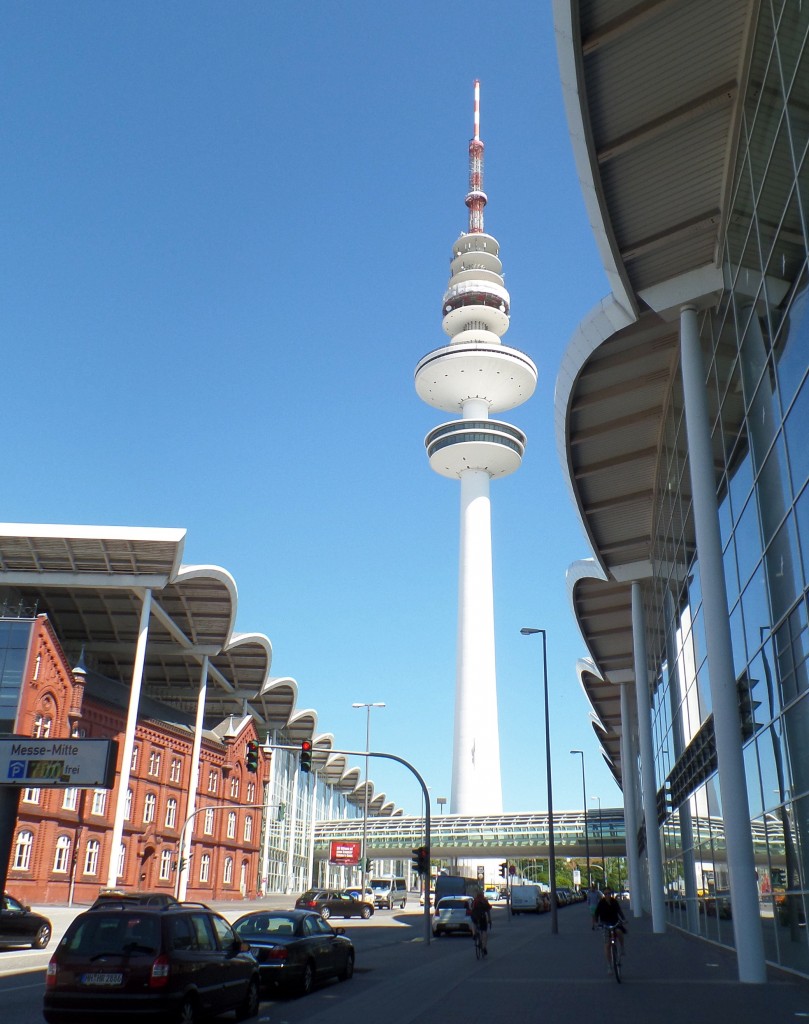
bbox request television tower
[415,81,537,814]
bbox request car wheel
[299,961,315,997]
[32,923,51,949]
[235,978,260,1022]
[360,905,372,919]
[320,906,331,920]
[338,951,355,982]
[400,899,406,909]
[177,996,198,1024]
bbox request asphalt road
[5,898,809,1024]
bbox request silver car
[432,896,474,937]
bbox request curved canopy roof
[553,0,761,784]
[0,523,401,814]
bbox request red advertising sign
[329,840,361,865]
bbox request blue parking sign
[8,760,26,780]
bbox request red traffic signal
[300,739,313,773]
[246,739,260,774]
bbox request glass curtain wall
[649,1,809,975]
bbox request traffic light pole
[267,743,433,945]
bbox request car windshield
[235,914,298,939]
[65,913,161,956]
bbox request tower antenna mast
[465,79,487,234]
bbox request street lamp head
[570,749,583,755]
[352,702,387,709]
[520,627,542,635]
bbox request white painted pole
[680,304,766,982]
[619,681,643,918]
[177,655,207,901]
[631,583,666,932]
[106,589,151,889]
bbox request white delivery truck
[510,884,543,914]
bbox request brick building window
[13,830,33,870]
[207,770,218,793]
[199,853,211,882]
[223,856,233,884]
[62,788,78,811]
[91,790,106,816]
[148,751,161,777]
[165,798,177,829]
[227,811,236,839]
[170,757,182,782]
[22,788,40,804]
[33,714,52,738]
[244,815,253,842]
[203,807,214,835]
[246,782,255,804]
[53,835,70,873]
[83,839,100,875]
[143,793,156,824]
[159,849,172,881]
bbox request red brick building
[8,615,268,905]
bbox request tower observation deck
[414,81,537,815]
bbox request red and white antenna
[465,78,487,234]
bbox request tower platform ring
[424,419,526,479]
[414,344,538,413]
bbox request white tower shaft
[414,81,537,819]
[452,467,503,812]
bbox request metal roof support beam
[631,582,665,931]
[619,681,642,918]
[177,654,208,902]
[106,588,152,889]
[680,303,766,982]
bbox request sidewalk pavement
[294,902,809,1024]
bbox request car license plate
[81,972,123,986]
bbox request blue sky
[2,2,622,818]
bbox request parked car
[510,885,544,914]
[43,901,260,1024]
[90,890,179,910]
[368,877,408,910]
[294,890,374,920]
[484,887,500,903]
[432,896,474,937]
[0,893,51,949]
[232,909,354,996]
[343,886,374,904]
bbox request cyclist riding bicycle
[593,887,626,969]
[470,891,492,956]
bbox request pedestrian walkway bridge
[314,809,626,861]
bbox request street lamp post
[570,750,591,888]
[520,627,558,935]
[352,702,386,898]
[591,796,605,888]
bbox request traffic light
[300,739,313,773]
[246,739,259,774]
[411,845,428,875]
[499,861,508,878]
[277,802,286,822]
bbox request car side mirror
[334,927,345,936]
[236,939,251,953]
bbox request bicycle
[601,923,622,983]
[473,928,483,960]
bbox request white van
[369,877,408,909]
[510,884,544,914]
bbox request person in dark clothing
[470,891,492,955]
[593,887,626,968]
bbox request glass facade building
[645,3,809,975]
[555,0,809,981]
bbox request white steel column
[452,467,502,814]
[177,654,208,901]
[631,583,666,932]
[306,773,317,889]
[259,729,277,895]
[618,681,643,918]
[286,763,299,893]
[106,588,152,889]
[680,304,766,982]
